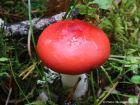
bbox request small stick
[5,88,12,105]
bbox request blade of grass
[27,0,53,102]
[19,62,37,80]
[27,0,36,61]
[101,66,113,86]
[110,55,140,60]
[101,66,121,101]
[90,71,97,105]
[97,82,118,105]
[27,28,33,60]
[63,0,78,19]
[9,60,30,104]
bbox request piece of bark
[2,10,81,37]
[3,12,66,37]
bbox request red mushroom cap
[36,19,110,75]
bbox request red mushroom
[36,19,110,75]
[36,19,110,99]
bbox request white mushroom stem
[60,74,88,99]
[60,74,81,87]
[38,68,88,99]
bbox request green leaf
[131,75,140,84]
[99,18,112,30]
[0,72,8,77]
[78,5,88,15]
[87,7,96,16]
[25,100,46,105]
[78,4,96,16]
[128,97,138,105]
[0,57,9,62]
[93,0,113,9]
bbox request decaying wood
[2,10,81,37]
[2,12,66,37]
